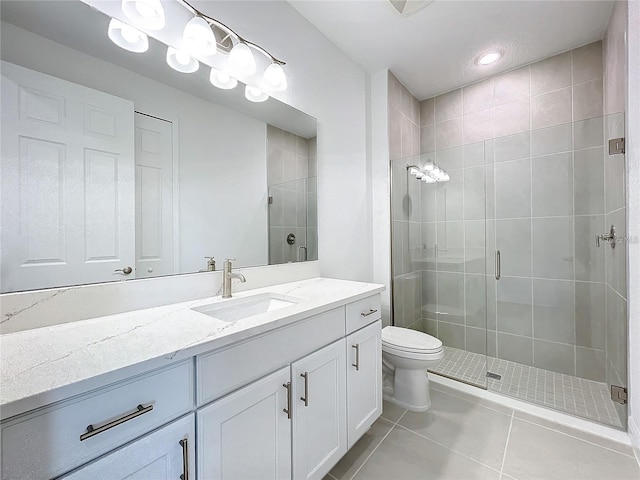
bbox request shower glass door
[485,113,627,429]
[390,144,489,389]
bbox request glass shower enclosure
[390,113,628,429]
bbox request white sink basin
[192,293,303,322]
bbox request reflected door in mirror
[0,62,135,292]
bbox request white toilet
[382,326,444,412]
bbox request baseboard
[430,373,631,445]
[629,416,640,467]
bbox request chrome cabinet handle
[300,372,309,406]
[179,438,189,480]
[80,403,153,441]
[114,266,133,275]
[352,344,360,371]
[283,382,292,419]
[361,309,378,317]
[495,250,501,280]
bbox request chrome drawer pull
[361,309,378,317]
[179,438,189,480]
[80,403,153,441]
[352,344,360,371]
[283,382,292,419]
[300,372,309,406]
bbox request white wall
[203,1,372,282]
[370,70,392,325]
[626,0,640,461]
[1,22,269,272]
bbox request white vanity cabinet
[60,414,195,480]
[196,294,382,480]
[346,320,382,449]
[197,367,292,480]
[291,339,347,480]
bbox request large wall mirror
[0,1,318,294]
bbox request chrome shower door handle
[495,250,501,280]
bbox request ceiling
[289,0,614,100]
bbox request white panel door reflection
[0,61,135,292]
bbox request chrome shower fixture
[406,163,450,183]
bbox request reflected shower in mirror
[0,0,317,294]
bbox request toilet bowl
[382,326,444,412]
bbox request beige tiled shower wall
[603,0,628,426]
[417,42,619,383]
[389,72,424,331]
[267,125,318,264]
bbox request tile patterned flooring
[325,385,640,480]
[429,346,623,429]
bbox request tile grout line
[393,423,503,475]
[347,410,409,480]
[500,411,515,477]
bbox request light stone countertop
[0,277,384,420]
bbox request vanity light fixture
[121,0,165,31]
[263,62,288,91]
[477,51,502,65]
[228,42,257,76]
[210,67,238,89]
[107,19,149,53]
[245,85,269,103]
[166,46,200,73]
[183,16,217,57]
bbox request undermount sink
[191,293,303,322]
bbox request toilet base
[383,368,433,412]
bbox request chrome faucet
[222,258,246,298]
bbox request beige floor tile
[381,399,407,423]
[398,388,512,470]
[502,418,640,480]
[352,426,500,480]
[514,410,635,457]
[330,418,394,480]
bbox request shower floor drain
[486,372,502,380]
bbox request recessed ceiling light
[477,51,502,65]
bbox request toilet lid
[382,326,443,353]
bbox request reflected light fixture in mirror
[107,18,149,53]
[121,0,165,30]
[105,0,288,104]
[210,68,238,89]
[245,85,269,103]
[166,47,199,73]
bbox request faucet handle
[225,257,236,263]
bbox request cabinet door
[198,366,292,480]
[60,414,194,480]
[292,339,347,480]
[347,320,382,448]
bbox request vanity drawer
[197,307,345,406]
[346,295,382,334]
[1,360,194,480]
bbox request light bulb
[262,63,287,91]
[424,162,434,171]
[107,18,148,53]
[228,42,256,76]
[209,68,238,89]
[478,51,502,65]
[166,47,199,73]
[183,16,217,57]
[441,173,450,182]
[122,0,165,30]
[245,85,269,103]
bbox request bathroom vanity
[0,278,384,480]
